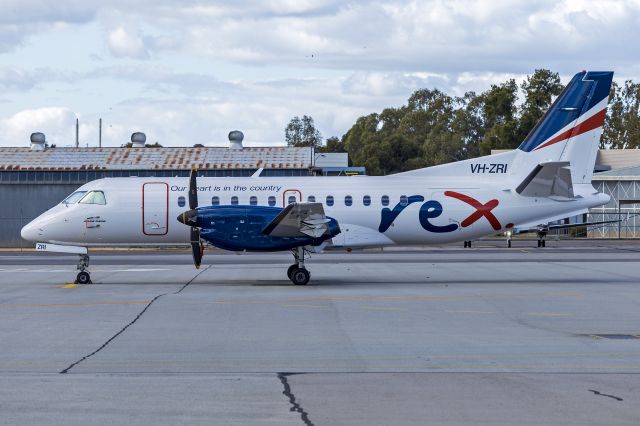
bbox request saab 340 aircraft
[21,71,614,285]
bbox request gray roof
[593,164,640,180]
[0,146,313,171]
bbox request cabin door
[142,182,169,235]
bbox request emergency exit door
[142,182,169,235]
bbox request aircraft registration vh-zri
[21,71,614,285]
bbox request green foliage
[285,115,323,148]
[338,69,603,175]
[601,80,640,149]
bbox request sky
[0,0,639,148]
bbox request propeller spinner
[177,167,203,269]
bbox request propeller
[177,167,203,269]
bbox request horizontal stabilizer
[516,161,574,199]
[262,202,330,238]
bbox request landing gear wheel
[537,240,541,247]
[287,264,297,280]
[289,268,310,285]
[76,271,91,285]
[541,240,546,248]
[507,240,512,248]
[464,240,472,248]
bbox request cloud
[107,26,149,59]
[0,107,76,146]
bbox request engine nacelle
[194,205,340,251]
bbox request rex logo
[378,192,501,233]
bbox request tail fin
[514,71,613,185]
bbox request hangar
[0,131,362,247]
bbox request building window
[308,195,316,202]
[326,195,334,206]
[363,195,371,206]
[381,195,389,206]
[178,196,186,207]
[400,195,408,206]
[345,195,353,206]
[250,196,258,206]
[211,196,220,206]
[231,196,238,205]
[268,196,276,207]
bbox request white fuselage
[21,175,609,249]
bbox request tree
[317,136,346,153]
[285,115,323,148]
[518,69,563,142]
[602,80,640,149]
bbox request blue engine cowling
[193,205,341,251]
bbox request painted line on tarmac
[0,300,150,309]
[0,268,171,273]
[446,310,495,314]
[209,292,580,305]
[527,312,573,317]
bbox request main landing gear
[463,240,472,248]
[537,239,546,248]
[75,253,92,284]
[288,247,310,285]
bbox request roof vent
[131,132,146,148]
[30,132,46,151]
[228,130,244,150]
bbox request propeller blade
[190,227,202,269]
[189,167,198,210]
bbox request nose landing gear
[75,254,92,284]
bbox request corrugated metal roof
[593,165,640,180]
[0,146,313,171]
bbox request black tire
[537,240,541,247]
[507,240,512,248]
[542,240,546,248]
[290,268,310,285]
[467,241,472,248]
[76,271,91,285]
[287,264,297,279]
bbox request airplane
[21,70,614,285]
[504,214,630,248]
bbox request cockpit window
[79,190,106,205]
[62,191,87,205]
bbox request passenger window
[62,191,87,205]
[231,196,239,205]
[345,195,353,206]
[268,196,276,207]
[326,195,334,206]
[400,195,408,206]
[211,196,220,206]
[79,190,106,205]
[307,195,316,202]
[381,195,389,206]
[363,195,371,206]
[288,195,296,205]
[250,196,258,206]
[178,196,185,207]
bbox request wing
[262,202,332,238]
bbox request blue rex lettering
[378,195,459,234]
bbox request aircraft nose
[20,221,41,242]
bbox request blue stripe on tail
[518,71,613,152]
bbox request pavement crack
[59,266,210,374]
[589,389,623,401]
[278,373,313,426]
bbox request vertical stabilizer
[513,71,613,184]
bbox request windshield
[61,191,87,205]
[79,190,106,205]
